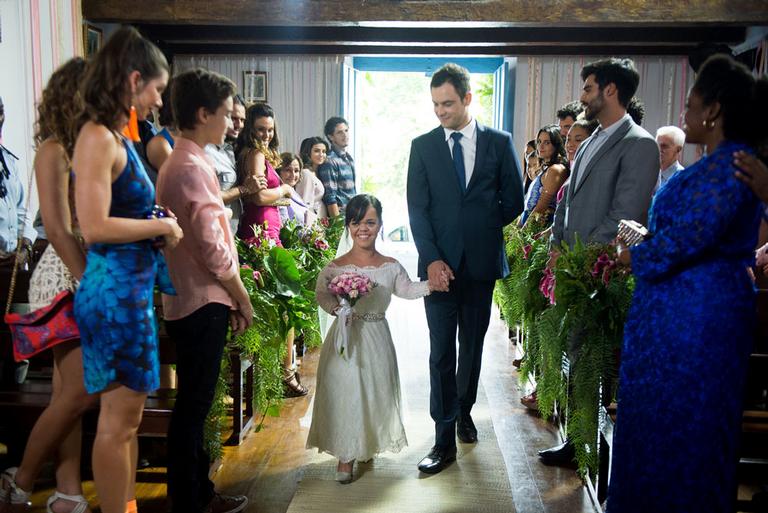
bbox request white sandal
[0,467,31,507]
[46,491,90,513]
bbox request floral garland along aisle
[494,216,634,476]
[203,216,345,459]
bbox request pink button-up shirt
[157,137,239,320]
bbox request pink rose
[522,244,532,260]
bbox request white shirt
[444,118,477,188]
[573,113,631,189]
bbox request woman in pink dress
[235,103,293,242]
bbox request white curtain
[173,54,343,155]
[512,56,697,165]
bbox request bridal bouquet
[328,272,377,356]
[328,272,376,307]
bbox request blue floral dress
[75,139,175,394]
[520,167,557,226]
[607,141,760,513]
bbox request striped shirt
[318,146,356,209]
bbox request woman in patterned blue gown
[71,27,182,513]
[608,55,768,512]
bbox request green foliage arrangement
[494,214,550,385]
[203,217,342,459]
[494,221,635,477]
[549,237,634,476]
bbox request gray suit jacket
[552,118,659,247]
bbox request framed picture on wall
[243,71,267,103]
[83,24,103,57]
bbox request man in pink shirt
[157,68,256,513]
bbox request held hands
[616,240,632,268]
[734,151,768,203]
[427,260,454,292]
[229,299,254,336]
[242,173,268,195]
[159,215,183,250]
[756,243,768,276]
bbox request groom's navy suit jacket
[407,123,524,282]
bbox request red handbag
[4,289,80,362]
[2,162,80,362]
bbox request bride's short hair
[345,194,383,226]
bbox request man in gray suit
[539,58,659,466]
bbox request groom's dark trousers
[425,259,496,446]
[407,123,524,448]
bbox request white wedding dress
[307,261,430,462]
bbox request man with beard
[206,94,264,233]
[540,58,658,466]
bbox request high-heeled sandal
[0,467,32,508]
[520,390,538,411]
[282,370,308,398]
[46,491,90,513]
[335,460,355,484]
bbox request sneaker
[204,493,248,513]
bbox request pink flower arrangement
[522,244,533,260]
[539,267,556,305]
[240,264,264,287]
[328,272,377,306]
[314,238,330,251]
[591,252,617,286]
[320,217,330,227]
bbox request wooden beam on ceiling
[134,24,746,56]
[83,0,768,26]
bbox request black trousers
[424,262,495,448]
[165,302,230,513]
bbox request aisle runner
[288,295,516,513]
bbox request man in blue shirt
[655,125,686,190]
[0,96,36,267]
[318,116,356,217]
[0,96,35,386]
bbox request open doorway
[346,57,507,268]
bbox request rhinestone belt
[351,312,385,322]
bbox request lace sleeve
[392,262,431,300]
[315,265,340,314]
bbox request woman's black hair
[693,54,768,148]
[345,194,383,226]
[536,124,568,168]
[299,136,329,169]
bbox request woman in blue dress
[519,124,568,227]
[146,82,177,172]
[71,27,182,513]
[608,55,767,513]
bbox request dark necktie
[450,132,466,193]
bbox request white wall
[512,55,697,166]
[0,0,83,225]
[174,54,343,155]
[0,0,36,201]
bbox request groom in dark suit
[407,63,524,474]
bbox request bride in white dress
[307,194,432,483]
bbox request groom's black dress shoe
[538,439,577,467]
[457,414,478,443]
[417,445,457,474]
